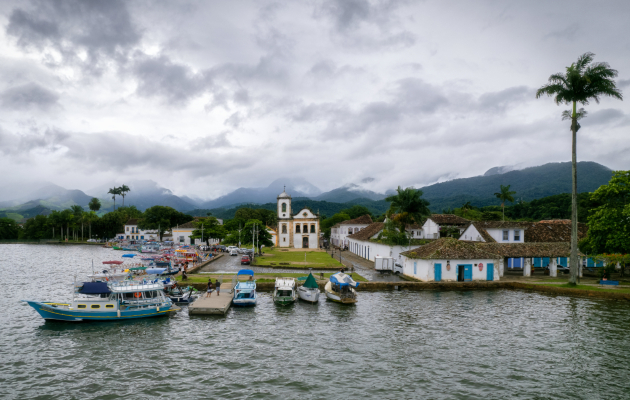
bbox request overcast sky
[0,0,628,200]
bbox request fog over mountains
[0,162,615,218]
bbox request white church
[276,189,320,249]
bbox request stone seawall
[187,254,224,274]
[180,280,630,300]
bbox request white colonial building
[330,214,373,248]
[172,217,223,246]
[118,219,159,241]
[276,189,320,249]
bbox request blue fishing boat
[232,269,257,307]
[122,254,135,258]
[23,280,179,322]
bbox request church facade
[276,189,320,249]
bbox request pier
[188,282,234,315]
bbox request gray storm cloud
[0,0,628,198]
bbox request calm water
[2,245,630,399]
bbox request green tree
[89,197,101,212]
[582,171,630,255]
[139,206,193,240]
[494,184,516,221]
[320,212,351,239]
[85,211,99,241]
[537,52,623,285]
[191,217,226,245]
[0,217,19,239]
[340,205,372,219]
[119,184,130,207]
[108,187,121,210]
[385,186,431,232]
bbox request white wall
[459,224,485,242]
[421,219,440,239]
[347,237,422,263]
[402,257,501,282]
[486,228,524,243]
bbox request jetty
[188,282,233,315]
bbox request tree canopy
[385,186,431,231]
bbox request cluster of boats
[230,269,360,307]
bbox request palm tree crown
[119,185,130,207]
[385,186,431,232]
[494,184,516,221]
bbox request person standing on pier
[206,279,214,298]
[216,279,221,296]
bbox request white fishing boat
[232,269,257,306]
[273,278,297,305]
[297,272,320,303]
[324,272,359,304]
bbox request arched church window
[282,203,286,212]
[296,225,301,233]
[282,224,287,234]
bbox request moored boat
[324,272,359,304]
[23,280,179,322]
[232,269,257,307]
[273,278,297,305]
[297,272,320,303]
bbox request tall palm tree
[494,185,516,222]
[385,186,431,233]
[119,184,130,207]
[537,52,623,285]
[89,197,101,212]
[108,187,120,210]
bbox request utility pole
[238,224,242,247]
[201,223,204,245]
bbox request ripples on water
[1,245,630,399]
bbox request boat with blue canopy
[232,269,257,307]
[325,272,359,304]
[23,279,180,322]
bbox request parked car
[87,239,97,243]
[230,248,239,256]
[240,255,251,265]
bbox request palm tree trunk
[569,100,579,285]
[122,195,124,207]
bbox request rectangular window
[179,236,185,243]
[296,225,301,233]
[303,224,307,233]
[310,225,315,233]
[503,230,509,241]
[514,230,520,241]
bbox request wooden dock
[188,282,233,315]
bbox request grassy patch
[253,249,344,268]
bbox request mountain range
[0,161,615,220]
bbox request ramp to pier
[188,282,233,315]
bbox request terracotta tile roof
[472,221,533,229]
[347,222,384,241]
[126,218,139,225]
[428,214,470,225]
[400,238,502,260]
[525,221,588,243]
[340,214,373,225]
[538,219,571,224]
[479,242,583,258]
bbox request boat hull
[297,287,319,303]
[232,298,257,307]
[273,295,297,305]
[24,301,178,322]
[324,282,357,304]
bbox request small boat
[122,254,136,258]
[232,269,257,307]
[324,272,359,304]
[166,284,199,305]
[23,280,179,322]
[297,273,320,303]
[103,260,124,265]
[86,270,128,282]
[273,278,297,305]
[112,246,122,250]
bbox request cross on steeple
[284,185,286,191]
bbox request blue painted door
[533,258,542,268]
[487,263,494,281]
[464,264,472,281]
[414,262,417,275]
[557,257,568,267]
[434,263,442,282]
